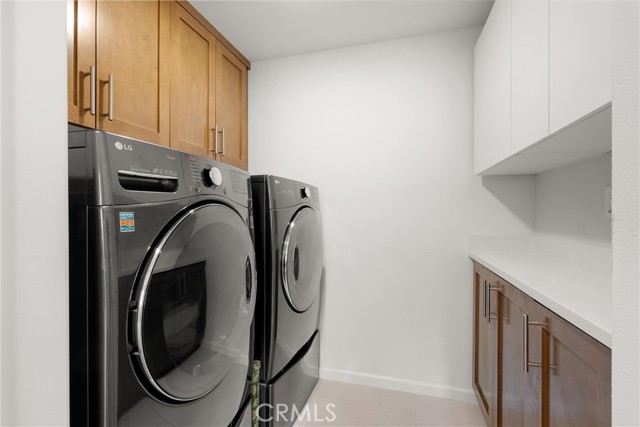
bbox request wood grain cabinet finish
[67,0,250,170]
[499,281,547,427]
[215,42,249,170]
[96,0,170,146]
[472,261,611,427]
[473,264,501,427]
[546,306,611,426]
[67,0,96,128]
[169,1,216,157]
[67,0,170,145]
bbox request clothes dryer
[251,175,324,427]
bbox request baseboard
[319,367,476,404]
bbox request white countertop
[469,250,612,348]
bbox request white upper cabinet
[549,0,612,133]
[474,0,511,174]
[511,0,549,153]
[474,0,612,175]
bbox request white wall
[249,28,535,400]
[612,1,640,424]
[0,1,69,425]
[534,154,612,248]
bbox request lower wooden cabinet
[546,307,611,426]
[472,261,611,427]
[473,264,500,427]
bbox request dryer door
[281,207,324,312]
[130,203,256,403]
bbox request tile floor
[292,380,485,427]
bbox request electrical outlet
[605,186,612,218]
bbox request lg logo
[114,141,133,151]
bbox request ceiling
[191,1,494,62]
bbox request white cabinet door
[512,0,549,153]
[474,0,511,174]
[549,0,612,134]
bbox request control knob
[301,187,311,199]
[202,167,223,187]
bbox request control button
[301,187,311,199]
[202,167,223,187]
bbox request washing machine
[68,126,255,427]
[251,175,324,427]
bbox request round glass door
[131,203,256,403]
[281,207,324,312]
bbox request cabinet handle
[483,280,488,320]
[523,314,530,372]
[220,127,226,156]
[83,65,96,115]
[487,285,500,322]
[211,126,218,153]
[523,314,555,372]
[102,74,113,121]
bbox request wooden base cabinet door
[547,316,611,426]
[500,288,544,427]
[67,0,96,127]
[473,265,499,427]
[96,0,170,146]
[169,2,216,157]
[215,41,248,170]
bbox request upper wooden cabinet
[170,1,216,157]
[67,0,170,145]
[96,1,170,146]
[215,42,249,170]
[67,0,95,128]
[67,0,250,170]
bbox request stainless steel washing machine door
[281,207,324,313]
[129,203,256,403]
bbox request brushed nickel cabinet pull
[483,281,488,320]
[210,126,218,153]
[108,74,114,121]
[213,124,220,154]
[523,313,530,372]
[487,284,500,323]
[523,314,556,372]
[221,127,226,155]
[83,65,96,115]
[102,74,114,121]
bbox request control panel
[181,153,251,207]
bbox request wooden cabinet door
[473,264,499,427]
[67,0,96,127]
[500,283,544,427]
[547,311,611,426]
[549,0,612,133]
[511,0,549,153]
[96,0,170,146]
[169,2,216,157]
[215,41,248,170]
[473,0,511,174]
